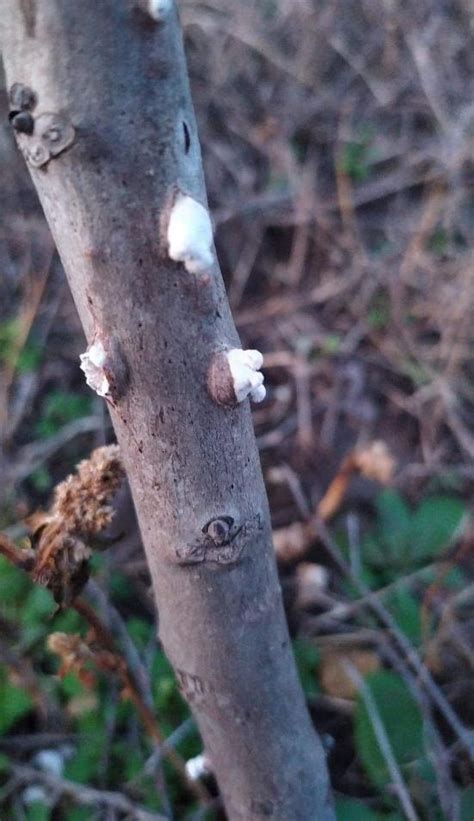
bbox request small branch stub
[208,349,266,408]
[167,193,214,275]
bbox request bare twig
[344,661,420,821]
[314,518,474,762]
[10,762,166,821]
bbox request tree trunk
[0,3,334,818]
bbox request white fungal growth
[79,340,110,397]
[185,753,211,781]
[148,0,172,20]
[167,193,214,275]
[227,348,266,404]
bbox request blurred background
[1,0,474,818]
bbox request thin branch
[73,598,212,808]
[10,762,166,821]
[344,662,420,821]
[314,518,474,762]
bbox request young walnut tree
[0,2,335,818]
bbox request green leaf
[355,671,424,788]
[292,639,320,698]
[0,318,42,373]
[336,799,379,820]
[35,390,92,439]
[65,733,102,783]
[25,802,51,821]
[111,740,145,782]
[126,617,153,651]
[22,585,55,626]
[0,665,33,735]
[460,788,474,821]
[409,496,465,561]
[18,342,42,373]
[0,554,31,603]
[336,799,403,820]
[29,466,53,493]
[386,588,421,645]
[65,809,94,821]
[376,490,412,560]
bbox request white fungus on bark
[167,193,214,275]
[148,0,172,21]
[185,753,212,781]
[227,348,266,403]
[79,340,110,397]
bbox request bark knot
[208,349,266,408]
[8,85,76,169]
[175,513,262,566]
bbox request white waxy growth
[79,340,110,397]
[227,348,266,404]
[167,193,214,275]
[148,0,172,20]
[185,753,211,781]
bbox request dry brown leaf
[317,440,395,522]
[320,648,380,700]
[273,522,311,562]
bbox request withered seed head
[27,445,125,607]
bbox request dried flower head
[52,444,124,536]
[27,445,125,606]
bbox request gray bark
[0,2,334,818]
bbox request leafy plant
[35,390,92,439]
[0,318,42,373]
[293,639,321,699]
[354,670,424,788]
[339,127,376,182]
[361,489,465,582]
[336,798,403,820]
[0,666,33,735]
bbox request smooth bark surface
[0,3,334,818]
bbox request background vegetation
[0,0,473,817]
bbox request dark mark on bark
[207,350,237,408]
[13,111,75,169]
[182,120,190,153]
[250,799,275,817]
[175,668,209,700]
[11,110,35,134]
[19,0,37,37]
[175,512,262,566]
[8,82,37,113]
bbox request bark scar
[175,512,262,566]
[20,0,37,37]
[12,109,76,169]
